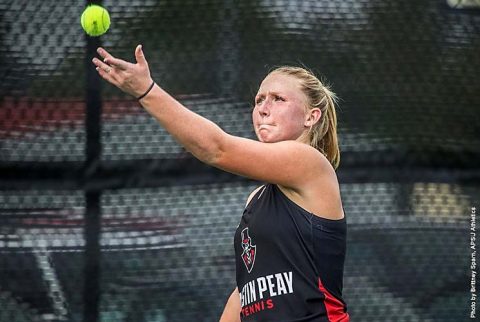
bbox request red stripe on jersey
[318,278,350,322]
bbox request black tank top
[234,184,349,322]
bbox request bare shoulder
[245,185,265,207]
[279,153,344,220]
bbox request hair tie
[137,81,155,100]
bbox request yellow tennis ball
[80,5,110,37]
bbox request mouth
[258,124,273,130]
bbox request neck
[295,130,311,145]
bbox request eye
[274,95,285,102]
[255,96,265,105]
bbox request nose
[257,98,271,117]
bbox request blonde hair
[269,66,340,170]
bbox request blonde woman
[93,45,349,322]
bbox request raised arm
[92,46,328,192]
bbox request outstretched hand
[92,45,153,98]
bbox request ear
[304,108,321,127]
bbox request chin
[256,129,282,143]
[259,136,279,143]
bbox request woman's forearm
[140,84,225,164]
[93,46,227,165]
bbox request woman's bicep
[213,135,324,189]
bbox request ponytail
[270,66,340,169]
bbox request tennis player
[93,45,349,322]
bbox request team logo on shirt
[241,228,256,273]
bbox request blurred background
[1,0,479,321]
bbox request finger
[97,47,129,70]
[92,57,113,73]
[95,66,120,87]
[104,56,130,71]
[96,47,113,60]
[135,44,148,67]
[92,58,122,83]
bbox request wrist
[137,80,155,100]
[138,83,165,108]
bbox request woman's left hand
[92,45,153,98]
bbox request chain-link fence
[1,0,479,321]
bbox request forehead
[257,72,303,98]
